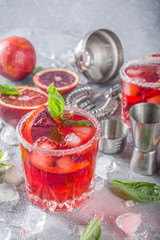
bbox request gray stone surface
[0,1,160,239]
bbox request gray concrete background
[0,0,159,61]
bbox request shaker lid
[74,29,124,83]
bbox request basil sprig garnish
[0,152,13,168]
[0,84,27,95]
[81,219,102,240]
[47,83,93,127]
[111,179,160,203]
[0,152,3,159]
[65,119,93,127]
[48,83,65,118]
[0,163,13,168]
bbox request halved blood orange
[33,68,80,95]
[148,53,160,57]
[0,86,48,127]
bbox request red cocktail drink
[120,57,160,127]
[16,105,100,212]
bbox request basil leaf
[0,152,3,159]
[33,66,44,74]
[47,83,65,118]
[81,219,102,240]
[0,84,27,95]
[65,120,93,128]
[111,179,160,203]
[63,114,74,119]
[0,163,13,168]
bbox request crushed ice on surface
[94,176,105,191]
[3,166,24,186]
[51,51,71,68]
[0,149,9,162]
[0,118,2,130]
[0,125,19,146]
[116,212,142,237]
[125,230,148,240]
[20,205,46,238]
[72,225,84,237]
[95,155,117,179]
[0,183,20,202]
[126,200,136,208]
[0,216,5,223]
[0,228,12,240]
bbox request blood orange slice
[147,95,160,104]
[23,105,57,144]
[33,68,80,95]
[148,53,160,57]
[0,86,48,127]
[29,153,89,174]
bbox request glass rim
[16,105,101,156]
[120,57,160,89]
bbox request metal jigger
[129,103,160,175]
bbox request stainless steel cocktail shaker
[71,29,124,83]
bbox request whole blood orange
[33,68,80,95]
[0,36,36,80]
[0,86,48,127]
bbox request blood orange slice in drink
[29,151,89,174]
[23,105,58,144]
[33,68,80,95]
[0,86,48,127]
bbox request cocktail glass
[16,106,100,212]
[120,57,160,127]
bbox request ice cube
[72,126,93,142]
[0,228,11,240]
[57,156,74,172]
[34,136,57,150]
[116,212,142,236]
[95,156,117,179]
[126,67,145,77]
[0,183,20,202]
[0,216,5,223]
[0,125,19,146]
[20,205,46,238]
[3,166,24,186]
[64,133,82,148]
[156,67,160,76]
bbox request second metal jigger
[129,103,160,175]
